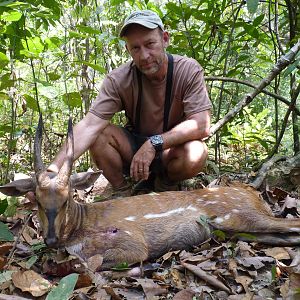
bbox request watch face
[150,135,163,151]
[152,135,163,145]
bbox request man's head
[119,10,164,38]
[120,10,169,78]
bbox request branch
[208,40,300,138]
[205,76,300,116]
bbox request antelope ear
[0,179,36,196]
[70,171,102,190]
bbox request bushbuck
[1,116,300,270]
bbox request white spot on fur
[197,198,204,202]
[224,213,231,220]
[187,205,197,211]
[232,209,240,213]
[125,230,132,236]
[214,217,224,224]
[144,207,185,219]
[206,201,217,204]
[289,228,300,232]
[125,216,136,221]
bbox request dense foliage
[0,0,299,182]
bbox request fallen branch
[181,261,232,294]
[209,40,300,138]
[250,155,287,189]
[205,76,300,116]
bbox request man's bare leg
[162,140,208,182]
[89,125,134,189]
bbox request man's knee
[90,125,117,154]
[166,141,208,180]
[186,141,207,173]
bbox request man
[48,10,211,197]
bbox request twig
[250,155,287,189]
[208,40,300,138]
[204,76,300,116]
[5,214,32,269]
[181,261,232,294]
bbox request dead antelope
[1,116,300,270]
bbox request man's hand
[130,140,156,181]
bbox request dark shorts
[121,127,163,175]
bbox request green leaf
[25,255,38,269]
[253,14,264,26]
[0,221,14,241]
[62,92,82,108]
[212,229,226,241]
[69,30,88,39]
[76,25,102,35]
[48,72,61,81]
[0,92,9,101]
[21,37,44,57]
[110,0,126,5]
[0,271,16,284]
[112,262,130,270]
[247,0,259,14]
[23,94,39,111]
[1,10,22,22]
[38,85,58,99]
[0,52,9,69]
[46,273,78,300]
[0,1,16,7]
[232,232,257,241]
[80,61,106,73]
[0,200,8,214]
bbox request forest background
[0,0,299,184]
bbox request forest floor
[0,171,299,300]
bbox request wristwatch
[149,135,163,152]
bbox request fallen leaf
[87,254,103,272]
[12,270,51,296]
[173,289,195,300]
[236,256,274,270]
[136,278,168,298]
[263,247,291,260]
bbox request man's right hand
[130,139,156,181]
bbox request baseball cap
[119,10,164,37]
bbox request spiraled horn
[56,118,74,188]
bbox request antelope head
[0,115,101,247]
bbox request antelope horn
[34,114,50,187]
[56,118,74,188]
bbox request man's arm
[162,109,211,149]
[48,112,109,173]
[130,109,211,180]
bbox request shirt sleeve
[89,75,123,120]
[182,63,212,118]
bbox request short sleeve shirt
[89,54,212,136]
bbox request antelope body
[1,117,300,270]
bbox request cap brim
[119,20,159,37]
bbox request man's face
[124,26,169,77]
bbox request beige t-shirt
[90,54,211,136]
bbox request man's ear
[71,171,102,190]
[163,31,170,48]
[0,179,36,196]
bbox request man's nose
[139,47,150,60]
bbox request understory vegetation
[0,0,299,182]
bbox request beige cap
[120,10,164,37]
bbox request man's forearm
[162,111,211,150]
[48,113,109,172]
